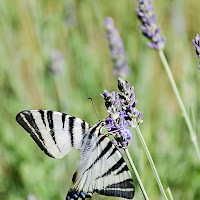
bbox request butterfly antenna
[88,98,100,121]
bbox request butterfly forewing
[16,110,90,158]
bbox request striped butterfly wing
[67,122,135,199]
[95,135,135,199]
[16,110,90,158]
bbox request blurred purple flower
[101,77,143,147]
[192,34,200,69]
[136,0,165,50]
[27,194,37,200]
[48,50,65,77]
[104,17,130,78]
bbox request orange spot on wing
[72,171,78,185]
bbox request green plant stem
[125,149,149,200]
[159,50,200,161]
[166,187,174,200]
[135,126,168,200]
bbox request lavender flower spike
[101,77,143,147]
[192,34,200,69]
[104,17,130,78]
[137,0,165,50]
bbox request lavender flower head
[192,34,200,69]
[101,77,143,147]
[136,0,165,50]
[48,50,65,76]
[104,17,130,78]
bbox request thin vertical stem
[135,126,168,200]
[125,149,149,200]
[159,50,200,161]
[166,188,174,200]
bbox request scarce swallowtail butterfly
[16,110,135,199]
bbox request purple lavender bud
[137,0,165,50]
[106,118,115,131]
[48,50,65,76]
[133,109,139,116]
[121,129,132,147]
[111,91,116,101]
[133,100,138,107]
[111,112,119,121]
[101,89,110,98]
[118,77,126,92]
[130,93,135,104]
[192,34,200,69]
[137,112,143,125]
[112,140,118,146]
[104,17,130,78]
[115,96,120,108]
[127,120,134,127]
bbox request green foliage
[0,0,200,199]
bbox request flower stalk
[166,187,174,200]
[125,148,149,200]
[135,124,168,200]
[159,50,200,161]
[136,0,200,161]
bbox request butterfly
[16,110,135,199]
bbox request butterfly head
[88,120,106,138]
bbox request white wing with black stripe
[16,110,90,159]
[67,121,135,199]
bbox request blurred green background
[0,0,200,199]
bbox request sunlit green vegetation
[0,0,200,199]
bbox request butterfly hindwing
[16,110,90,158]
[67,122,135,199]
[95,135,134,199]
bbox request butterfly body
[16,110,134,199]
